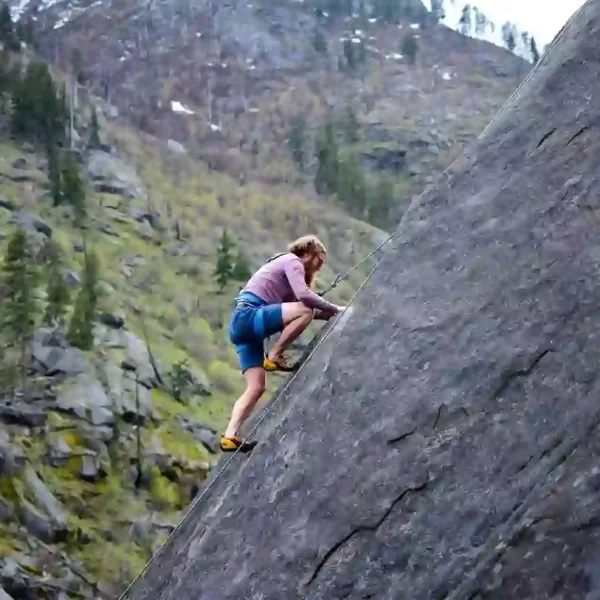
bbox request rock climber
[220,234,344,452]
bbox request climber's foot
[219,435,257,453]
[263,354,297,373]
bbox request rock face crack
[303,477,429,590]
[490,349,553,400]
[535,127,557,149]
[565,125,590,146]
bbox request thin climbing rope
[319,232,395,296]
[119,5,590,594]
[118,250,390,599]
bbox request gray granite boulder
[123,2,600,599]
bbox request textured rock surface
[125,2,600,599]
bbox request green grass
[0,108,383,590]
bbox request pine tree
[232,248,252,283]
[213,230,235,293]
[21,17,34,46]
[71,48,86,85]
[0,227,40,389]
[458,4,472,36]
[67,247,99,350]
[312,27,328,54]
[47,144,62,206]
[89,107,101,148]
[530,36,540,63]
[61,153,86,226]
[502,22,517,53]
[43,239,70,325]
[429,0,445,25]
[314,120,339,196]
[336,152,367,218]
[0,3,18,51]
[401,31,419,65]
[288,114,307,169]
[342,104,360,144]
[10,61,67,144]
[342,39,355,71]
[367,175,395,228]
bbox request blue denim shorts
[229,292,284,372]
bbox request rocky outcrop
[122,2,600,598]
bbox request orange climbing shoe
[219,435,257,453]
[263,354,297,372]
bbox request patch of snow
[171,101,195,115]
[410,23,420,29]
[386,52,403,60]
[442,71,452,80]
[351,37,362,44]
[221,63,228,68]
[354,29,363,36]
[196,32,202,37]
[368,17,377,23]
[118,56,127,62]
[322,11,329,17]
[54,11,74,30]
[248,65,256,70]
[11,0,32,21]
[210,123,221,132]
[248,108,259,113]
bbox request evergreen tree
[401,30,419,65]
[458,4,472,36]
[367,175,395,228]
[474,7,487,36]
[11,60,67,144]
[213,230,235,293]
[67,247,99,350]
[61,153,86,226]
[288,114,307,169]
[47,144,62,206]
[0,227,40,388]
[0,3,18,51]
[429,0,445,25]
[336,152,367,217]
[232,248,252,283]
[89,107,101,148]
[343,39,355,70]
[20,17,34,46]
[71,48,86,85]
[312,27,328,54]
[502,21,517,53]
[342,104,360,144]
[43,239,70,325]
[530,36,540,63]
[0,50,7,97]
[314,119,339,196]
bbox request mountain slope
[15,0,529,223]
[123,0,600,598]
[0,51,385,597]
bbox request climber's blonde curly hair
[288,235,327,289]
[288,234,327,257]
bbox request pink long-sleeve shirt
[241,253,339,316]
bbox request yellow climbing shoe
[263,355,297,372]
[219,435,257,453]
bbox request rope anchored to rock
[118,233,396,599]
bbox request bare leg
[268,303,313,361]
[224,367,266,438]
